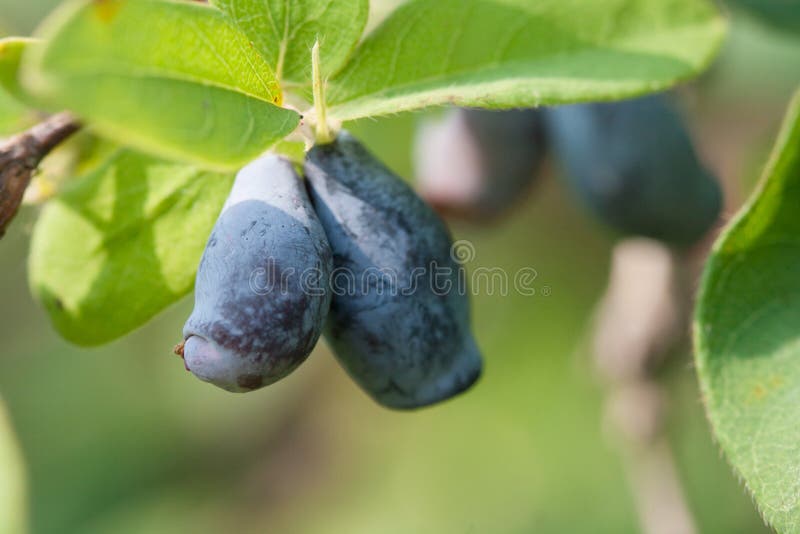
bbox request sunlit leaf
[0,37,37,134]
[327,0,726,121]
[211,0,368,85]
[22,0,299,169]
[0,37,38,105]
[29,149,235,346]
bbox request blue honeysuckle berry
[180,154,333,392]
[304,131,483,410]
[545,95,722,247]
[415,107,546,219]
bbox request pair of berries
[179,132,482,410]
[417,96,721,247]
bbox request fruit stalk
[592,239,697,534]
[311,40,333,144]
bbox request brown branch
[0,112,81,238]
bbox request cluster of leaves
[0,0,725,346]
[695,89,800,534]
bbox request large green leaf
[211,0,368,85]
[22,0,300,169]
[29,149,235,346]
[0,397,25,534]
[326,0,727,121]
[695,90,800,533]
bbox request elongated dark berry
[415,108,546,219]
[181,154,333,392]
[545,95,722,246]
[304,132,482,410]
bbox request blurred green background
[0,1,799,533]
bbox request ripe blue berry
[305,132,483,410]
[416,108,546,219]
[545,95,722,247]
[181,154,333,392]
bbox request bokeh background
[0,1,799,533]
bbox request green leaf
[210,0,368,86]
[0,37,38,105]
[326,0,727,121]
[0,90,32,136]
[272,139,307,164]
[29,149,235,346]
[22,0,300,169]
[0,396,26,534]
[0,38,37,134]
[695,89,800,533]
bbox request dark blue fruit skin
[304,131,483,410]
[182,154,333,393]
[416,108,546,219]
[544,95,722,247]
[461,108,547,215]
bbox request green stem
[312,40,333,144]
